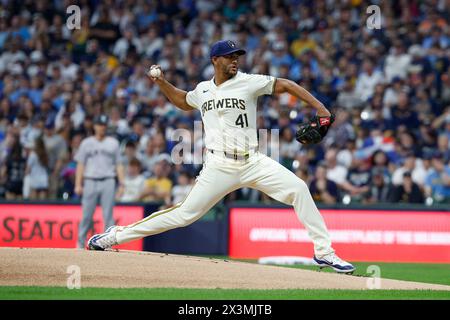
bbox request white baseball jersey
[186,71,276,153]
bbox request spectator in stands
[109,106,130,139]
[384,40,412,82]
[16,113,32,147]
[0,98,15,124]
[336,138,356,169]
[341,157,372,203]
[437,133,450,164]
[441,75,450,106]
[367,167,391,204]
[422,26,448,50]
[136,2,158,33]
[390,92,420,129]
[397,130,422,157]
[323,110,355,149]
[119,157,146,202]
[336,79,364,110]
[417,123,439,161]
[25,136,49,199]
[432,107,450,134]
[59,53,79,81]
[128,118,151,155]
[140,137,169,175]
[139,158,172,204]
[324,148,348,187]
[309,162,338,204]
[171,171,194,205]
[290,30,317,59]
[113,27,143,62]
[279,126,297,168]
[0,37,26,74]
[391,151,427,188]
[120,140,139,170]
[383,76,405,109]
[388,171,424,204]
[223,0,249,22]
[89,7,120,51]
[424,152,450,203]
[59,133,83,200]
[140,27,163,60]
[43,121,67,198]
[0,135,26,199]
[371,150,392,181]
[268,41,292,77]
[354,59,384,102]
[0,14,10,50]
[295,166,311,186]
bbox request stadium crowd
[0,0,449,206]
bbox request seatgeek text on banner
[0,204,143,250]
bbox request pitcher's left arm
[274,78,331,117]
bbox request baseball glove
[296,114,335,145]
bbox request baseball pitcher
[87,40,354,273]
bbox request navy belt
[84,177,115,181]
[209,149,250,161]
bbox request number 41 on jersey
[235,113,249,128]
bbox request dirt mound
[0,248,449,290]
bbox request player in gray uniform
[75,115,125,248]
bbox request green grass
[0,286,449,300]
[197,256,450,286]
[1,261,449,300]
[283,262,450,286]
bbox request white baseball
[149,66,161,78]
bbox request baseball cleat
[313,253,355,274]
[86,226,118,251]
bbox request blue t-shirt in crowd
[425,166,450,198]
[28,89,43,106]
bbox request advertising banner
[0,204,143,250]
[229,208,450,263]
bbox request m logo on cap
[210,40,246,58]
[94,114,109,125]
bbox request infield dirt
[1,248,449,290]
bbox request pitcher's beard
[225,65,238,76]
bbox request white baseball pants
[115,151,334,256]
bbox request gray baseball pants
[77,178,116,248]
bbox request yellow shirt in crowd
[142,177,172,202]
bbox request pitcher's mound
[0,248,448,290]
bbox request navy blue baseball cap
[94,114,109,125]
[210,40,246,58]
